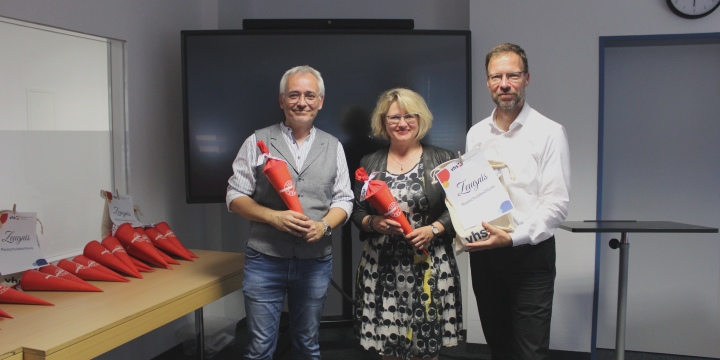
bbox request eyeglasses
[487,71,526,85]
[385,113,418,125]
[286,92,319,105]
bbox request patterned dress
[354,158,463,359]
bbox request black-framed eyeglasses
[487,71,526,85]
[385,113,418,125]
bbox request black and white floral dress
[354,158,463,359]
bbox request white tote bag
[432,150,515,254]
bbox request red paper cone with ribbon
[38,264,103,291]
[153,222,198,259]
[355,167,413,234]
[257,140,304,214]
[100,236,142,278]
[143,226,192,261]
[73,255,128,281]
[114,223,170,269]
[84,240,142,278]
[0,307,12,318]
[56,259,127,282]
[0,284,53,306]
[20,269,102,292]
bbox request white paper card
[434,148,513,229]
[0,212,48,275]
[106,193,145,227]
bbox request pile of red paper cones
[114,223,171,269]
[84,240,142,278]
[152,222,198,259]
[101,235,153,273]
[39,264,102,291]
[56,258,127,282]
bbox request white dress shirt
[466,103,570,246]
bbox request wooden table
[0,250,244,360]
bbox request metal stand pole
[615,232,629,360]
[195,307,205,360]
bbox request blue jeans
[243,247,332,360]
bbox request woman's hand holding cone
[368,215,404,236]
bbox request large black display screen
[182,29,471,203]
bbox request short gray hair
[279,65,325,97]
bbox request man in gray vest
[226,65,353,360]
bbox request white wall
[469,0,720,356]
[2,0,719,358]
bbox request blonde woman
[351,88,463,360]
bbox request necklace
[388,147,421,171]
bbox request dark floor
[153,318,717,360]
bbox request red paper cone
[154,247,181,265]
[356,167,413,235]
[367,186,413,234]
[129,256,155,272]
[38,264,103,291]
[0,284,53,306]
[153,222,198,258]
[83,240,141,278]
[56,259,128,282]
[0,307,12,318]
[114,223,170,269]
[257,140,304,214]
[143,226,192,261]
[135,227,177,267]
[20,269,102,292]
[73,255,128,281]
[101,235,142,277]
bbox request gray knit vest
[247,123,339,259]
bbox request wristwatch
[321,220,332,237]
[430,224,439,237]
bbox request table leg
[195,307,205,360]
[615,232,629,360]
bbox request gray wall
[1,0,719,358]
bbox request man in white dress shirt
[465,43,571,360]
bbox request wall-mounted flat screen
[182,29,471,203]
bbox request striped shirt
[226,122,353,221]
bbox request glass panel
[0,16,126,263]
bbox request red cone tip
[0,284,54,306]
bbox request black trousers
[470,237,556,360]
